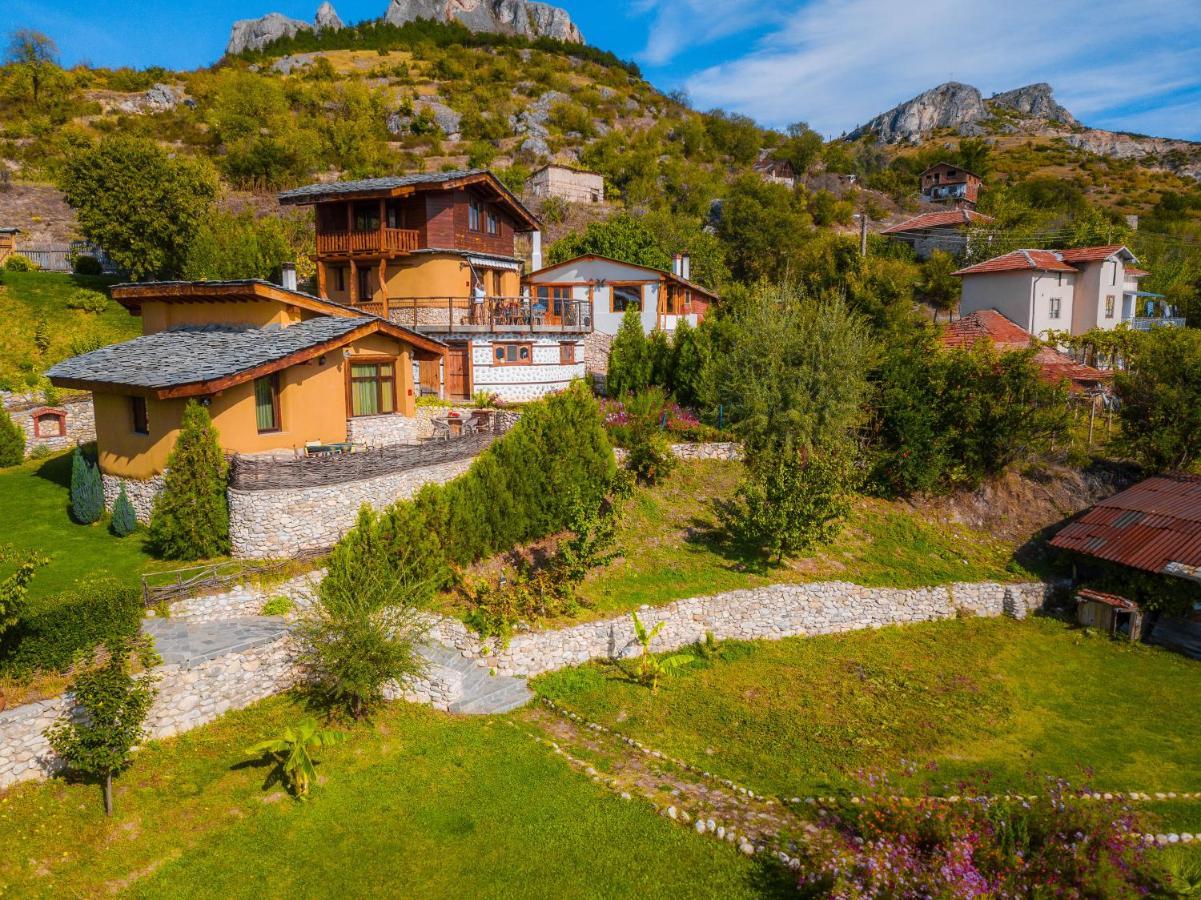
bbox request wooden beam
[349,258,358,305]
[378,257,387,305]
[316,260,328,299]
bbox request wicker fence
[140,548,328,606]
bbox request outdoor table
[305,442,353,456]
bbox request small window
[349,360,396,416]
[493,342,532,366]
[468,197,481,231]
[254,373,281,433]
[131,396,149,435]
[334,267,345,292]
[33,410,66,438]
[559,342,577,365]
[486,208,498,235]
[357,267,371,302]
[1105,295,1116,318]
[611,284,643,313]
[1049,297,1061,320]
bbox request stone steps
[423,643,534,714]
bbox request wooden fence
[140,548,328,606]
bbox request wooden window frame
[1105,295,1116,318]
[610,282,645,314]
[130,396,149,435]
[492,341,533,367]
[334,267,346,292]
[468,196,482,232]
[485,207,498,235]
[357,266,372,303]
[254,372,282,434]
[33,409,66,438]
[559,341,577,365]
[345,356,398,418]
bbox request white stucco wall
[528,258,662,337]
[468,335,586,402]
[959,270,1076,338]
[1072,259,1125,333]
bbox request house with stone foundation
[45,278,446,521]
[278,168,587,403]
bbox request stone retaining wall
[227,456,477,558]
[102,472,165,524]
[166,572,322,623]
[346,413,424,447]
[614,442,742,464]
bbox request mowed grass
[571,460,1029,621]
[0,451,159,607]
[535,616,1201,799]
[0,695,774,900]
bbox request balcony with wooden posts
[386,295,592,334]
[315,227,419,257]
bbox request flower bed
[601,399,725,448]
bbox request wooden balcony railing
[316,227,420,255]
[387,296,593,332]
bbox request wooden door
[419,358,441,397]
[445,343,471,401]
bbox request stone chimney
[280,262,297,291]
[672,253,683,276]
[680,253,691,281]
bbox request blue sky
[5,0,1201,140]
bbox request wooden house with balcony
[279,169,590,402]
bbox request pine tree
[606,306,651,397]
[70,447,104,524]
[148,401,229,559]
[110,485,137,537]
[0,406,24,467]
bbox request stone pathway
[142,617,288,667]
[422,644,534,714]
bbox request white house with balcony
[954,245,1181,339]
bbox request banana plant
[246,718,347,799]
[630,611,693,693]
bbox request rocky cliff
[226,3,344,54]
[229,0,582,55]
[988,83,1076,126]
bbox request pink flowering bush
[797,777,1162,898]
[601,398,722,448]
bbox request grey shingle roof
[278,170,486,204]
[46,317,366,391]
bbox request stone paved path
[422,643,534,714]
[142,617,288,667]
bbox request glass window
[1049,298,1061,319]
[486,208,498,234]
[254,374,280,433]
[468,197,481,231]
[493,343,532,366]
[612,284,642,313]
[349,361,395,416]
[353,203,380,232]
[131,396,149,435]
[1105,295,1115,318]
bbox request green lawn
[0,451,158,607]
[568,460,1030,622]
[534,617,1201,799]
[0,695,776,899]
[0,270,132,392]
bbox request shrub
[69,447,104,524]
[109,485,137,537]
[1116,326,1201,471]
[2,253,37,272]
[0,580,142,677]
[621,388,675,485]
[607,306,651,397]
[261,594,294,616]
[71,254,103,275]
[0,406,25,466]
[44,636,159,816]
[148,400,229,560]
[65,288,109,312]
[245,718,347,799]
[0,545,47,640]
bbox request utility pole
[859,213,868,257]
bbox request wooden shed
[0,227,19,264]
[1075,588,1144,641]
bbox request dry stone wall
[346,413,424,447]
[102,472,165,524]
[615,442,742,465]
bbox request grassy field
[0,270,133,392]
[551,460,1029,623]
[0,694,777,899]
[534,616,1201,801]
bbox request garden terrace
[388,295,592,333]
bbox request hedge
[0,581,142,678]
[324,382,615,602]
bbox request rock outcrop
[226,3,344,55]
[848,82,988,143]
[383,0,583,43]
[988,83,1076,125]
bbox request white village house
[954,244,1182,338]
[525,164,605,204]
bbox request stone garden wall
[1,392,96,458]
[346,413,424,447]
[614,442,742,464]
[102,472,165,524]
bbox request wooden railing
[387,296,592,332]
[315,227,419,255]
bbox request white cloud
[632,0,782,66]
[676,0,1201,139]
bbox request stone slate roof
[46,316,365,391]
[278,169,486,203]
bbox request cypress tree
[110,485,137,537]
[148,400,229,560]
[606,306,651,397]
[0,407,24,467]
[70,447,104,524]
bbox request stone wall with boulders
[346,413,423,447]
[166,571,322,623]
[102,472,165,524]
[227,456,476,558]
[614,442,742,465]
[1,392,95,457]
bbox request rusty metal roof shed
[1050,474,1201,575]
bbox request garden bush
[619,388,675,485]
[0,406,25,466]
[2,253,37,272]
[65,288,109,312]
[71,254,103,276]
[109,485,137,537]
[69,446,103,524]
[0,580,142,677]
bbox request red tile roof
[1125,267,1150,278]
[1076,588,1140,610]
[882,209,993,234]
[1050,474,1201,575]
[953,249,1077,276]
[1058,245,1133,263]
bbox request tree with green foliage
[245,718,347,799]
[629,611,693,693]
[699,285,874,456]
[148,401,229,560]
[668,318,708,408]
[69,447,103,524]
[0,543,46,639]
[44,636,159,816]
[4,28,59,107]
[1116,326,1201,472]
[918,250,961,322]
[60,135,218,280]
[622,388,676,485]
[0,406,24,466]
[109,485,137,537]
[607,306,652,397]
[722,445,856,565]
[717,175,813,283]
[183,210,296,282]
[547,213,672,271]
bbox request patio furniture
[304,441,353,457]
[430,418,453,441]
